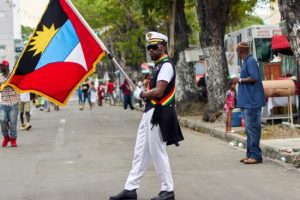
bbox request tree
[74,0,266,116]
[76,0,198,105]
[227,0,258,29]
[185,0,200,45]
[73,0,146,73]
[226,15,264,33]
[135,0,198,107]
[278,0,300,66]
[172,0,198,105]
[196,0,231,121]
[277,0,300,167]
[21,25,33,42]
[195,0,269,121]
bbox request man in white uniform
[109,32,183,200]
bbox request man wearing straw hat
[232,42,266,164]
[109,31,183,200]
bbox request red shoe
[2,136,10,147]
[10,138,17,147]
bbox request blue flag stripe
[35,20,79,70]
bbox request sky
[19,0,49,28]
[253,2,280,25]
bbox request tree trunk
[278,0,300,167]
[278,0,300,65]
[196,0,231,122]
[173,0,190,64]
[171,0,198,110]
[168,0,176,58]
[176,51,198,101]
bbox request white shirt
[90,89,96,103]
[20,92,30,102]
[157,62,174,83]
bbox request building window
[0,11,5,18]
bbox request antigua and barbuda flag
[4,0,105,105]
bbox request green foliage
[73,0,146,69]
[226,0,275,32]
[132,0,170,31]
[226,15,264,33]
[228,0,258,27]
[21,25,33,41]
[185,0,200,45]
[71,0,271,68]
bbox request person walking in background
[107,79,115,106]
[19,92,32,130]
[80,78,92,110]
[30,93,36,106]
[137,80,143,108]
[38,96,45,111]
[232,42,266,164]
[54,104,60,111]
[224,80,236,133]
[34,95,41,109]
[90,81,97,109]
[44,98,51,112]
[77,85,83,106]
[120,79,134,110]
[97,81,104,106]
[0,60,20,147]
[109,31,183,200]
[37,96,50,112]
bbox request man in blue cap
[109,31,183,200]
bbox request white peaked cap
[146,31,168,44]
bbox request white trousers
[125,108,174,192]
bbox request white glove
[134,87,143,100]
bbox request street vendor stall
[262,79,298,124]
[261,35,299,124]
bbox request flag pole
[65,0,135,88]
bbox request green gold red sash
[155,54,169,65]
[150,86,175,106]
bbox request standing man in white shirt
[19,92,32,130]
[109,32,183,200]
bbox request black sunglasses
[147,44,159,51]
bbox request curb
[178,116,299,166]
[134,105,299,166]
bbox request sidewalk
[178,115,300,166]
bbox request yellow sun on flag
[29,24,58,56]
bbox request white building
[13,0,21,40]
[0,0,21,67]
[0,0,16,67]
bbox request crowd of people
[76,73,151,112]
[77,78,111,110]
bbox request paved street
[1,99,300,200]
